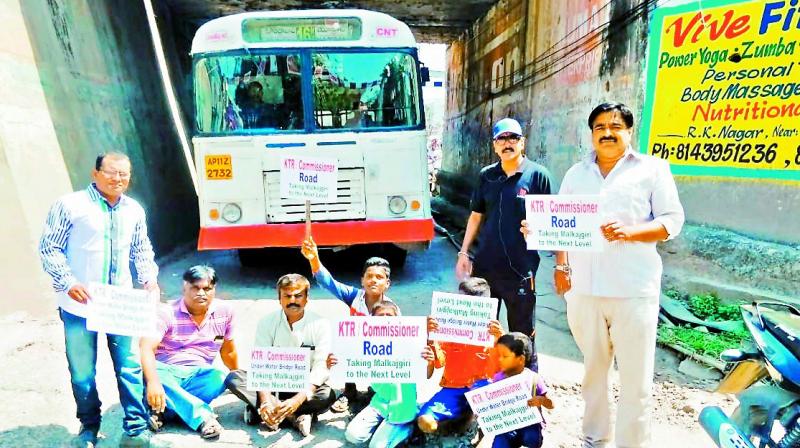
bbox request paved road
[0,235,724,447]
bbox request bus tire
[237,248,267,267]
[379,244,407,270]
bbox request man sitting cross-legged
[226,274,336,437]
[140,265,238,440]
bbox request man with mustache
[455,118,553,370]
[139,265,238,440]
[543,102,684,447]
[39,153,163,447]
[226,274,335,437]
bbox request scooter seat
[761,308,800,363]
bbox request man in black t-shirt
[455,118,553,370]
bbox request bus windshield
[194,50,422,134]
[312,52,421,130]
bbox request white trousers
[565,293,660,448]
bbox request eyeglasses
[99,169,131,180]
[494,135,521,144]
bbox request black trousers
[225,369,336,417]
[472,268,538,371]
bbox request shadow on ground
[0,424,73,447]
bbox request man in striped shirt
[140,265,238,440]
[39,153,161,448]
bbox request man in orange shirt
[418,277,504,434]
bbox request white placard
[465,370,542,436]
[247,346,311,392]
[428,292,499,347]
[525,194,603,252]
[85,283,158,337]
[330,316,427,383]
[280,155,338,201]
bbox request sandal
[330,394,349,413]
[148,412,164,432]
[199,417,223,439]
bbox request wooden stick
[304,200,311,239]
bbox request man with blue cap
[455,118,553,371]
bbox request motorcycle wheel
[731,403,800,448]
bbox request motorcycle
[700,302,800,448]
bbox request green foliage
[657,325,750,359]
[663,288,684,300]
[313,81,355,112]
[658,289,748,359]
[687,293,741,321]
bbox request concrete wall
[0,0,198,316]
[0,0,73,316]
[441,0,799,299]
[18,0,198,255]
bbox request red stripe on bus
[197,218,434,250]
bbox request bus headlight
[388,196,407,215]
[221,203,242,223]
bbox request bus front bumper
[198,218,435,250]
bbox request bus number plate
[205,154,232,180]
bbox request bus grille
[263,168,367,223]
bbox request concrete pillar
[0,0,73,316]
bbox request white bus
[191,9,433,266]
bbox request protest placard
[247,346,311,392]
[280,155,338,202]
[428,291,498,347]
[465,370,542,436]
[85,283,158,337]
[525,194,603,252]
[330,316,427,383]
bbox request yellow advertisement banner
[641,0,800,180]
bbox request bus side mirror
[420,66,430,85]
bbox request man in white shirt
[552,102,684,447]
[226,274,335,437]
[39,153,163,448]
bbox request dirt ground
[0,236,735,447]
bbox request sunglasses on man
[494,134,521,143]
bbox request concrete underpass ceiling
[161,0,497,44]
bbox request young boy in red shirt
[418,277,504,434]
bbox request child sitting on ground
[489,332,553,448]
[417,277,504,435]
[327,301,435,448]
[301,235,398,412]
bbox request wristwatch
[554,264,571,275]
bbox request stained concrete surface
[159,0,496,44]
[1,236,732,447]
